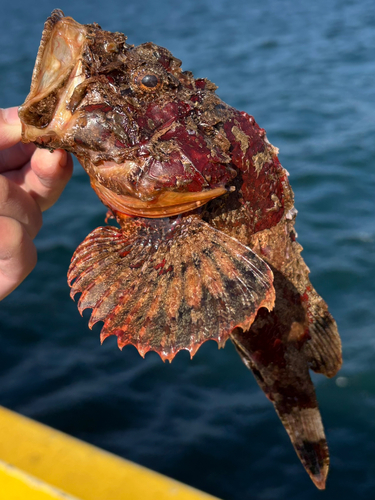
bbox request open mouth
[19,10,87,142]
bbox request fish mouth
[91,179,227,217]
[19,10,87,142]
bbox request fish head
[19,10,237,217]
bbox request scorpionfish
[19,9,342,489]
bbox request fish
[19,9,342,489]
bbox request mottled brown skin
[19,10,342,489]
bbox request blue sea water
[0,0,374,498]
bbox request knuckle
[0,216,24,257]
[0,175,10,206]
[22,196,43,239]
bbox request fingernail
[1,107,21,126]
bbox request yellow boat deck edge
[0,460,79,500]
[0,406,222,500]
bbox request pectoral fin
[68,216,275,361]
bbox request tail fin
[231,325,329,489]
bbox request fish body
[19,10,342,489]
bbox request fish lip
[91,178,227,218]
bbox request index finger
[0,107,22,150]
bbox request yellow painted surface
[0,460,78,500]
[0,406,221,500]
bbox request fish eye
[131,68,164,93]
[141,74,159,88]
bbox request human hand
[0,107,73,300]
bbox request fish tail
[231,328,329,489]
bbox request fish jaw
[90,176,227,217]
[19,10,88,142]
